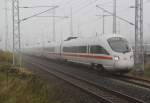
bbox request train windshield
[108,37,131,53]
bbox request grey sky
[0,0,150,49]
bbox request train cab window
[108,37,131,53]
[90,45,109,55]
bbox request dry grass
[129,55,150,78]
[143,55,150,78]
[0,65,64,103]
[144,62,150,78]
[0,64,95,103]
[0,52,97,103]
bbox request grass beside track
[144,62,150,78]
[0,51,99,103]
[144,55,150,78]
[0,63,91,103]
[130,56,150,79]
[0,64,64,103]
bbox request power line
[35,15,69,18]
[56,0,112,22]
[69,1,113,17]
[97,1,113,6]
[20,6,59,22]
[96,5,134,25]
[55,0,77,11]
[73,0,99,15]
[19,5,57,8]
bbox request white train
[26,34,134,73]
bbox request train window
[63,47,68,52]
[90,45,109,55]
[108,37,131,53]
[63,46,87,53]
[78,46,87,53]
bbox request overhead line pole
[113,0,117,34]
[12,0,15,65]
[103,13,105,34]
[12,1,58,66]
[5,0,9,51]
[12,0,21,66]
[134,0,144,74]
[17,0,21,68]
[70,7,73,37]
[140,0,144,73]
[52,9,56,42]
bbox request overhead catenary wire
[55,0,115,36]
[20,6,59,22]
[55,0,99,24]
[55,0,84,13]
[96,5,134,26]
[72,0,99,15]
[19,0,146,47]
[72,0,114,15]
[56,0,112,22]
[35,15,69,19]
[19,5,57,8]
[57,0,114,25]
[59,0,86,9]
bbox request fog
[0,0,150,50]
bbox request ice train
[26,34,134,73]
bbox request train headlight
[114,56,119,61]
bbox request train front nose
[114,54,134,70]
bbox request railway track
[25,58,145,103]
[109,74,150,90]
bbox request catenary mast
[5,0,9,51]
[134,0,144,73]
[12,0,21,67]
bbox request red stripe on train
[47,52,113,60]
[63,54,112,60]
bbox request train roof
[43,34,126,47]
[62,34,126,46]
[65,34,125,41]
